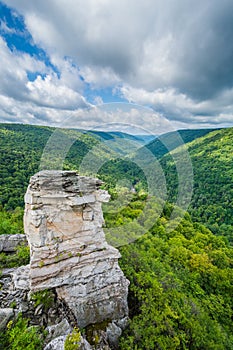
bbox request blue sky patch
[84,85,126,104]
[0,1,58,74]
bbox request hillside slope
[1,124,232,244]
[119,209,233,349]
[0,125,232,349]
[160,127,233,242]
[0,123,100,209]
[145,128,216,159]
[0,123,153,210]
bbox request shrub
[64,327,81,350]
[0,245,30,269]
[30,289,55,310]
[0,313,44,350]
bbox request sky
[0,0,233,134]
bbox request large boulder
[45,318,72,344]
[0,308,14,331]
[0,234,27,253]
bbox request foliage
[145,128,215,159]
[0,313,44,350]
[99,127,233,245]
[0,123,99,210]
[64,327,81,350]
[1,123,233,349]
[98,158,147,191]
[102,190,233,348]
[159,128,233,243]
[115,201,233,349]
[0,124,52,210]
[0,244,30,269]
[0,207,23,234]
[0,123,149,211]
[30,289,55,310]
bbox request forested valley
[0,123,232,349]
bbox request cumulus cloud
[50,55,84,92]
[120,85,233,127]
[0,34,89,124]
[2,0,233,129]
[80,66,121,89]
[6,1,233,92]
[27,75,87,110]
[51,103,181,135]
[0,36,47,100]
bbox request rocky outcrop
[45,318,72,344]
[0,234,27,253]
[12,265,30,290]
[0,308,14,331]
[0,267,127,349]
[44,335,93,350]
[24,170,129,329]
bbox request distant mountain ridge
[87,130,156,144]
[144,128,217,159]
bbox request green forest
[116,201,233,349]
[159,128,233,243]
[0,123,233,349]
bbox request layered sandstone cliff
[24,170,129,328]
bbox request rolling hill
[159,127,233,242]
[0,123,99,209]
[0,123,232,350]
[0,123,153,210]
[145,128,216,159]
[0,123,232,244]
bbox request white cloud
[66,103,184,135]
[0,36,47,100]
[0,21,18,35]
[0,35,89,123]
[50,55,84,92]
[4,0,209,89]
[80,66,121,89]
[2,0,233,129]
[27,75,87,109]
[120,85,233,127]
[93,96,103,105]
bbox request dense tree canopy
[159,128,233,243]
[0,123,232,349]
[105,198,233,350]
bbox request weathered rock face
[0,308,14,331]
[0,234,27,253]
[24,170,129,328]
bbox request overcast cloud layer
[0,0,233,132]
